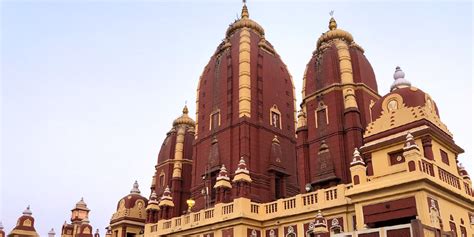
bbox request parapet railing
[148,184,347,234]
[360,155,473,199]
[415,158,472,198]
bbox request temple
[1,2,472,237]
[130,3,472,237]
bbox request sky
[1,0,472,236]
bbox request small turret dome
[110,181,148,227]
[172,105,196,127]
[370,67,440,121]
[366,67,451,138]
[75,198,90,211]
[116,181,148,210]
[225,3,265,38]
[316,17,354,49]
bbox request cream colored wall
[430,139,458,175]
[420,190,473,236]
[369,140,421,179]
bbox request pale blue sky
[1,0,472,236]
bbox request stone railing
[146,184,348,236]
[349,154,473,200]
[415,158,471,197]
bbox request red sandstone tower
[190,3,299,210]
[296,16,380,191]
[150,106,195,217]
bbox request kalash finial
[390,66,411,91]
[130,180,140,194]
[241,0,249,19]
[182,104,189,115]
[329,10,337,30]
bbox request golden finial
[241,0,249,18]
[182,104,189,114]
[329,10,337,30]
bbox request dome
[155,105,195,165]
[9,206,39,237]
[365,67,450,138]
[172,105,196,127]
[370,67,439,121]
[370,86,439,121]
[110,181,148,225]
[316,17,353,49]
[225,5,264,37]
[74,198,90,211]
[302,16,378,98]
[116,181,148,210]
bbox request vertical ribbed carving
[238,28,251,117]
[335,40,358,109]
[195,78,200,138]
[172,126,186,178]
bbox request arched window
[270,105,282,129]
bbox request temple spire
[241,0,249,18]
[329,10,337,30]
[182,104,189,114]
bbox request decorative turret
[158,186,174,220]
[109,181,148,236]
[48,228,56,237]
[9,205,39,237]
[145,191,160,224]
[94,229,100,237]
[233,157,252,183]
[350,148,367,185]
[232,157,252,198]
[62,199,97,237]
[403,132,419,151]
[312,210,329,236]
[71,197,90,223]
[215,165,231,186]
[350,148,365,166]
[214,164,232,203]
[400,132,424,174]
[159,186,174,207]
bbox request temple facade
[61,198,100,237]
[6,206,40,237]
[119,3,474,237]
[0,3,470,237]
